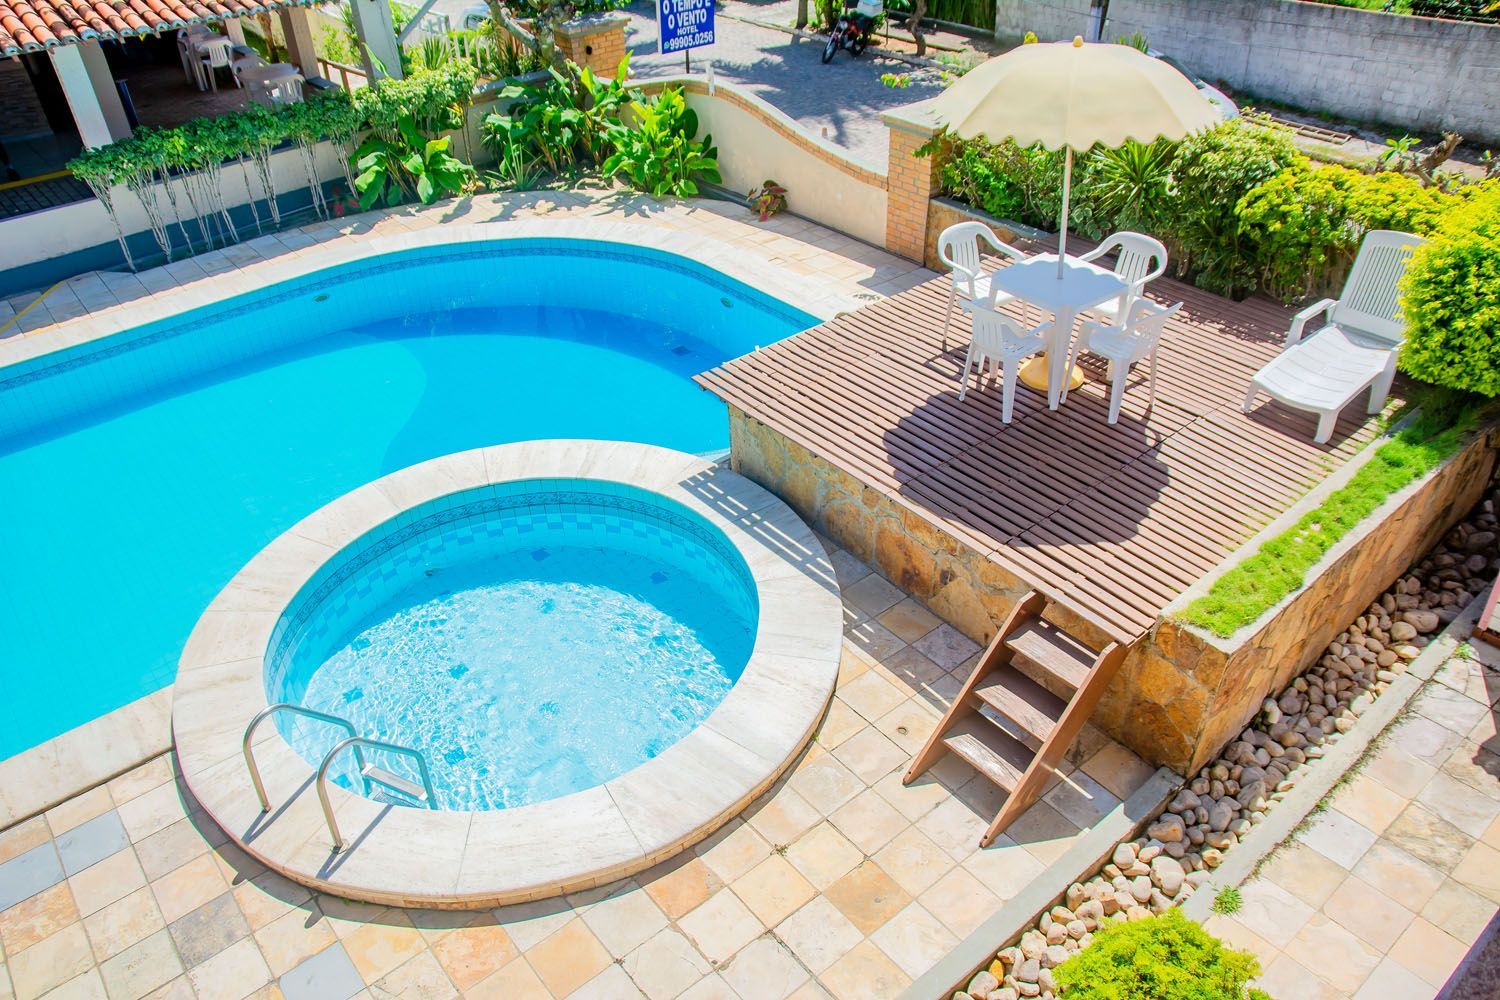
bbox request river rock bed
[953,489,1500,1000]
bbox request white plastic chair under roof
[956,294,1053,424]
[1067,298,1182,424]
[938,221,1029,350]
[1243,230,1424,444]
[197,37,238,92]
[1078,231,1167,324]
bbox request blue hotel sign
[658,0,715,54]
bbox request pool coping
[171,440,843,908]
[0,219,855,377]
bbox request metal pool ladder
[242,703,438,853]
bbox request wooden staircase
[903,591,1127,848]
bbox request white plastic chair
[938,221,1030,350]
[1078,232,1168,324]
[196,37,238,92]
[1067,299,1182,424]
[1243,230,1424,444]
[957,293,1053,424]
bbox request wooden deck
[697,264,1395,643]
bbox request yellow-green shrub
[1399,183,1500,396]
[1053,910,1268,1000]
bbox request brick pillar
[553,13,630,78]
[881,102,945,262]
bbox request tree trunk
[907,0,927,57]
[796,0,809,29]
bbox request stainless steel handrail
[317,736,439,852]
[242,703,364,812]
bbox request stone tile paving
[3,185,933,338]
[0,541,1155,1000]
[1206,642,1500,1000]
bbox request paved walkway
[1206,643,1500,999]
[0,537,1156,1000]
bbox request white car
[1151,50,1238,120]
[462,1,491,30]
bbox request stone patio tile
[1233,879,1315,949]
[254,905,336,977]
[868,901,957,978]
[1385,802,1476,873]
[1321,874,1416,951]
[45,789,117,839]
[0,817,52,866]
[1389,917,1471,987]
[340,914,427,984]
[1284,914,1382,995]
[168,891,250,968]
[116,783,188,845]
[870,826,950,898]
[679,888,763,964]
[721,936,810,1000]
[877,599,941,644]
[135,820,213,882]
[1329,774,1409,835]
[733,855,817,927]
[0,881,77,955]
[373,950,458,1000]
[831,727,908,787]
[837,648,870,688]
[1079,743,1156,800]
[621,928,712,1000]
[39,968,108,1000]
[830,790,911,856]
[1453,840,1500,902]
[232,871,311,932]
[788,754,865,815]
[747,787,824,849]
[872,699,942,757]
[1388,714,1467,767]
[1004,800,1083,866]
[640,855,725,921]
[1413,683,1493,735]
[106,759,174,810]
[836,672,909,725]
[1260,842,1350,909]
[918,867,1000,938]
[812,701,867,753]
[579,883,668,958]
[676,972,740,1000]
[187,938,272,1000]
[69,849,146,917]
[151,854,227,924]
[696,819,773,885]
[1420,878,1496,943]
[1254,954,1344,1000]
[98,927,183,1000]
[524,917,612,997]
[912,625,980,671]
[80,886,163,963]
[9,921,93,999]
[1350,840,1445,910]
[573,962,646,1000]
[1201,914,1273,957]
[1433,656,1496,705]
[872,648,947,693]
[1440,742,1500,802]
[827,548,870,589]
[843,574,904,618]
[961,837,1048,901]
[914,798,990,862]
[1418,771,1500,838]
[823,862,911,936]
[491,896,574,951]
[1042,769,1121,830]
[785,823,864,891]
[280,941,365,1000]
[775,897,863,974]
[0,842,64,911]
[819,940,912,1000]
[1350,956,1438,1000]
[1359,748,1439,799]
[1296,808,1378,869]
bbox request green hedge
[1054,910,1268,1000]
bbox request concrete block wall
[993,0,1500,144]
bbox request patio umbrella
[929,36,1221,276]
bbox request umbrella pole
[1057,146,1072,279]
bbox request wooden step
[971,665,1067,746]
[1004,619,1096,692]
[941,716,1034,793]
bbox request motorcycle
[822,0,882,63]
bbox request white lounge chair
[1078,231,1167,325]
[938,221,1030,350]
[957,294,1053,424]
[1243,230,1424,444]
[1067,298,1182,424]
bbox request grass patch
[1178,388,1484,638]
[1211,885,1243,916]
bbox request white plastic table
[987,254,1130,409]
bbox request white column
[78,40,132,141]
[278,7,320,76]
[223,17,247,43]
[346,0,404,81]
[49,44,115,148]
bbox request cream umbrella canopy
[929,36,1221,276]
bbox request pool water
[0,241,810,760]
[271,483,757,810]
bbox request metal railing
[243,703,360,811]
[317,736,438,851]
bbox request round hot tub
[172,441,841,908]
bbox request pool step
[903,590,1126,848]
[362,764,430,803]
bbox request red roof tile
[1,0,319,56]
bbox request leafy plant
[1022,29,1038,42]
[1090,139,1175,235]
[1211,886,1243,916]
[482,58,635,177]
[1053,909,1269,1000]
[1399,182,1500,395]
[749,179,788,220]
[355,114,473,207]
[1116,31,1149,51]
[603,87,721,197]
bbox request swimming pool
[0,236,813,760]
[269,479,758,811]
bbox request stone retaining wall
[727,405,1497,774]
